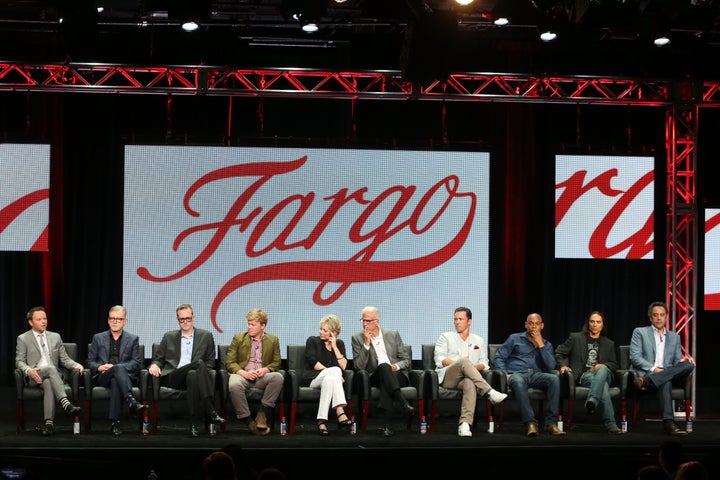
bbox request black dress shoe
[382,424,395,437]
[663,420,688,437]
[209,411,226,424]
[585,399,596,415]
[190,424,200,437]
[64,404,81,417]
[129,400,149,415]
[111,422,123,436]
[41,424,54,436]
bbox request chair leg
[16,400,24,434]
[361,399,369,433]
[152,402,159,434]
[632,398,640,432]
[289,402,297,434]
[84,398,92,431]
[220,401,227,432]
[567,399,574,431]
[429,400,437,433]
[498,402,505,431]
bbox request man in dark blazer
[148,303,225,437]
[87,305,149,435]
[555,310,623,434]
[630,301,695,436]
[15,306,83,436]
[351,305,414,437]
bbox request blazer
[554,332,619,384]
[151,328,216,376]
[15,329,79,379]
[434,331,489,384]
[225,332,281,374]
[87,329,142,382]
[351,328,411,380]
[629,325,684,377]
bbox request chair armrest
[614,369,630,398]
[561,370,576,399]
[14,369,25,399]
[218,369,229,401]
[487,369,507,392]
[151,373,161,401]
[355,370,370,400]
[426,369,439,401]
[70,369,82,402]
[83,369,93,392]
[342,369,354,398]
[409,369,427,398]
[139,369,150,401]
[286,370,299,403]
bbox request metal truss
[0,60,702,413]
[665,103,698,416]
[2,61,720,106]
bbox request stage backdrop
[123,146,489,358]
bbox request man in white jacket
[434,306,507,437]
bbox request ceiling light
[653,35,671,46]
[540,30,558,42]
[302,22,319,33]
[455,0,474,5]
[181,20,199,32]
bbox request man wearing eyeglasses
[351,305,415,437]
[148,303,225,437]
[15,306,84,436]
[87,305,149,436]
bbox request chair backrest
[286,344,306,373]
[619,345,631,370]
[64,343,78,362]
[218,344,229,371]
[488,344,500,368]
[421,344,435,371]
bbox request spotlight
[653,35,671,46]
[540,30,558,41]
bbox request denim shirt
[493,332,556,374]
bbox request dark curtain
[1,92,717,394]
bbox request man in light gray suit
[15,306,83,436]
[352,305,415,437]
[630,301,695,436]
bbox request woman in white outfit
[304,314,352,435]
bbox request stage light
[455,0,474,5]
[281,0,328,33]
[653,34,670,46]
[181,20,199,32]
[540,30,558,41]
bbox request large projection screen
[124,146,489,359]
[705,208,720,310]
[0,143,50,252]
[555,154,654,259]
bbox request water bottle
[209,423,216,436]
[280,417,287,436]
[487,415,495,434]
[686,417,693,434]
[621,416,628,433]
[557,415,564,432]
[73,415,80,435]
[350,416,357,435]
[419,416,427,434]
[142,415,150,436]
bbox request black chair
[355,344,427,433]
[421,343,494,433]
[488,343,561,431]
[285,343,354,434]
[622,344,692,431]
[15,342,82,433]
[559,356,629,431]
[217,344,285,432]
[148,343,217,434]
[83,344,149,431]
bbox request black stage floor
[3,388,720,480]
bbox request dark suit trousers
[94,367,135,421]
[370,363,410,420]
[162,360,215,421]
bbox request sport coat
[554,332,618,384]
[351,328,411,380]
[87,330,142,382]
[225,332,281,374]
[15,329,79,379]
[433,331,489,384]
[629,325,684,377]
[151,328,216,376]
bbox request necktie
[39,334,50,362]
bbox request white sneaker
[487,389,508,405]
[458,422,472,437]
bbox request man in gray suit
[630,301,695,436]
[15,306,83,436]
[351,305,415,437]
[87,304,149,436]
[148,303,225,437]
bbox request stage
[2,388,719,480]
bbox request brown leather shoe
[248,420,259,435]
[255,412,270,435]
[526,422,539,437]
[545,424,567,436]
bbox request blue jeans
[508,370,560,426]
[579,365,616,430]
[647,361,694,420]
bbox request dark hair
[582,310,607,336]
[454,306,472,319]
[647,301,668,317]
[26,306,45,321]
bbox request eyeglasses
[108,317,126,323]
[177,317,194,323]
[361,319,378,324]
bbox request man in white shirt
[434,306,507,437]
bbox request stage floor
[3,389,720,480]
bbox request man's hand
[148,364,161,377]
[74,364,84,374]
[28,367,43,384]
[528,330,544,348]
[560,366,572,374]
